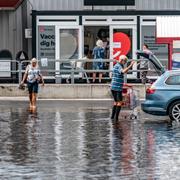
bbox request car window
[165,75,180,85]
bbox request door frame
[55,25,83,75]
[110,25,137,78]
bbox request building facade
[1,0,180,80]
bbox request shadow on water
[0,101,180,179]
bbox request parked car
[137,50,180,122]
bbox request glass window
[59,29,79,76]
[141,25,168,68]
[59,29,79,59]
[165,75,180,85]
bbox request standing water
[0,101,180,180]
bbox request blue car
[137,51,180,122]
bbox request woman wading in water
[21,58,44,110]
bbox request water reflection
[0,102,180,179]
[1,108,38,164]
[82,108,112,179]
[112,120,135,178]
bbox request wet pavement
[0,100,180,180]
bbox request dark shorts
[93,61,103,70]
[111,90,123,102]
[27,82,39,94]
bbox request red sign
[0,0,23,10]
[113,32,131,60]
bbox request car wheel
[169,101,180,121]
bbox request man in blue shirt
[111,55,135,123]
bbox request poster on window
[38,26,55,76]
[141,26,168,67]
[113,32,131,60]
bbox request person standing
[111,55,135,123]
[20,58,44,109]
[140,44,152,84]
[92,39,105,83]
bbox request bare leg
[32,93,37,108]
[99,73,103,83]
[29,93,33,107]
[93,73,96,83]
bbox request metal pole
[124,73,127,83]
[18,61,22,84]
[71,63,74,84]
[124,63,127,83]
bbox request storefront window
[141,25,168,68]
[59,29,79,59]
[58,29,79,76]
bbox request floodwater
[0,100,180,180]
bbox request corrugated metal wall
[0,9,22,59]
[28,0,180,10]
[136,0,180,10]
[29,0,83,10]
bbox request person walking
[92,39,105,83]
[20,58,44,109]
[111,55,135,123]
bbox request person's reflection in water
[82,109,112,178]
[9,107,38,164]
[112,120,135,177]
[146,129,156,180]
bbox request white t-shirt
[25,64,40,83]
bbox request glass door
[110,25,137,78]
[55,26,83,76]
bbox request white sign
[20,52,25,60]
[0,61,11,77]
[41,58,48,67]
[113,42,121,48]
[173,40,180,49]
[25,29,32,38]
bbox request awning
[0,0,23,10]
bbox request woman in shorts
[20,58,44,109]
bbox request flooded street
[0,100,180,180]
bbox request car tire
[169,101,180,122]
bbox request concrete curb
[0,84,148,99]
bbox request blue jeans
[27,81,39,94]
